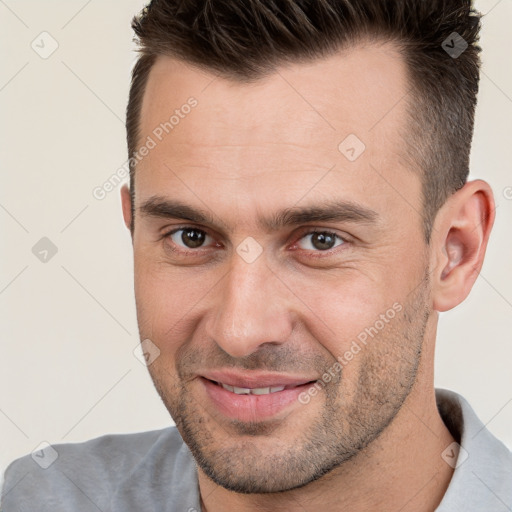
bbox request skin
[121,41,495,511]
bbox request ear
[430,180,495,312]
[120,184,133,233]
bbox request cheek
[296,271,397,351]
[292,268,413,397]
[133,253,218,348]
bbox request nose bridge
[207,253,292,358]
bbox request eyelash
[160,226,349,258]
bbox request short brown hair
[126,0,482,241]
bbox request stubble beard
[147,279,431,494]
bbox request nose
[205,252,294,358]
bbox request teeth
[232,386,251,395]
[220,383,286,395]
[251,387,270,395]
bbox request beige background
[1,0,511,480]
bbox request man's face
[127,43,434,493]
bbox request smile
[215,381,288,395]
[200,375,319,421]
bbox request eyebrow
[139,196,379,232]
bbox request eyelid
[293,227,350,243]
[160,224,210,239]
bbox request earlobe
[432,180,495,312]
[120,184,133,232]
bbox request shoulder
[1,427,196,511]
[436,388,512,510]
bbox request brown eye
[169,228,212,249]
[297,231,344,251]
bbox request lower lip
[201,377,315,422]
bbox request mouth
[206,378,314,395]
[199,373,318,422]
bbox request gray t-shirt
[2,388,511,511]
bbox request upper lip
[200,370,317,389]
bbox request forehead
[135,42,421,228]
